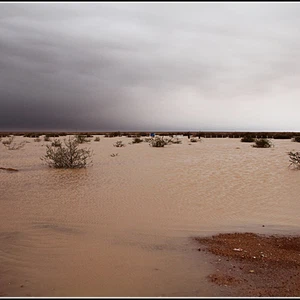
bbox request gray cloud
[1,2,300,131]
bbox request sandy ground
[195,232,300,297]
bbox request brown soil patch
[195,232,300,297]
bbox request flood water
[1,136,300,296]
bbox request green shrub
[75,134,90,144]
[113,140,125,147]
[149,136,168,147]
[288,151,300,169]
[169,138,182,144]
[252,138,273,148]
[41,136,92,168]
[241,135,255,143]
[2,136,25,150]
[51,139,61,147]
[132,137,143,144]
[273,133,293,139]
[292,136,300,143]
[45,133,60,138]
[24,133,40,138]
[190,138,198,143]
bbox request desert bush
[94,137,100,142]
[113,140,125,147]
[252,138,273,148]
[241,135,255,143]
[45,133,60,138]
[82,133,93,138]
[169,138,182,144]
[41,136,92,168]
[2,136,14,146]
[75,134,90,144]
[132,137,143,144]
[149,136,168,147]
[44,136,51,142]
[164,137,182,144]
[2,136,26,150]
[288,151,300,169]
[51,139,61,147]
[24,133,40,138]
[292,136,300,143]
[190,138,198,143]
[273,133,293,139]
[34,137,41,142]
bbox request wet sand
[195,232,300,297]
[1,135,300,296]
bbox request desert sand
[1,135,300,296]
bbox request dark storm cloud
[1,2,300,131]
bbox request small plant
[44,136,51,142]
[149,136,168,147]
[190,138,198,143]
[288,151,300,169]
[132,137,143,144]
[252,138,273,148]
[2,136,14,146]
[24,133,40,138]
[51,139,61,147]
[75,134,90,144]
[2,136,26,150]
[241,135,255,143]
[34,137,41,142]
[41,136,92,168]
[45,133,60,138]
[292,136,300,143]
[113,140,125,147]
[94,137,100,142]
[168,138,182,144]
[110,153,119,157]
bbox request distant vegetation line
[0,131,300,139]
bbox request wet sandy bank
[195,232,300,297]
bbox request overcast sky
[1,2,300,132]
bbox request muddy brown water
[1,136,300,296]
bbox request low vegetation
[2,136,26,150]
[113,140,125,147]
[168,138,182,144]
[23,133,40,138]
[190,138,199,143]
[292,136,300,143]
[41,136,92,168]
[34,137,41,142]
[75,134,90,144]
[241,135,255,143]
[288,152,300,169]
[94,137,100,142]
[252,138,273,148]
[44,136,51,142]
[132,137,143,144]
[149,136,168,147]
[51,139,61,147]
